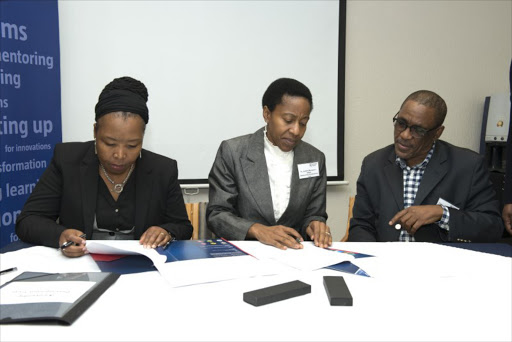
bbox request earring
[94,139,97,155]
[139,150,142,159]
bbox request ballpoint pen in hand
[59,234,86,250]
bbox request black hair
[95,76,149,125]
[401,90,447,127]
[100,76,148,102]
[262,78,313,112]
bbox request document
[0,272,120,325]
[84,239,288,287]
[325,247,374,277]
[85,239,249,272]
[232,241,355,271]
[156,255,291,288]
[0,246,100,286]
[1,281,95,304]
[86,240,166,265]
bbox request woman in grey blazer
[16,77,192,257]
[207,78,331,250]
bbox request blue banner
[0,0,61,247]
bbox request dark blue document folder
[94,239,247,275]
[325,248,374,277]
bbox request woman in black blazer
[16,76,192,257]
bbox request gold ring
[325,232,331,236]
[160,232,165,235]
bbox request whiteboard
[59,0,344,183]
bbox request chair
[340,196,355,242]
[185,202,215,240]
[185,202,200,239]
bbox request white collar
[263,127,294,158]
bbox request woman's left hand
[140,226,173,249]
[305,221,332,248]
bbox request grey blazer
[348,140,504,242]
[207,127,327,240]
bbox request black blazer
[16,141,192,248]
[348,140,504,242]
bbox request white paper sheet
[231,241,354,271]
[1,281,95,304]
[0,246,100,286]
[156,255,293,288]
[85,240,166,265]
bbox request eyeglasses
[392,113,439,138]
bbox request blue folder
[324,248,374,277]
[94,239,247,275]
[94,240,374,277]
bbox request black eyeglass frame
[392,112,440,138]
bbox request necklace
[100,164,134,194]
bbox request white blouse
[263,128,294,222]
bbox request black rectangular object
[243,280,311,306]
[323,276,353,306]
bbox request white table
[1,242,511,341]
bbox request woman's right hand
[247,223,303,250]
[59,229,87,258]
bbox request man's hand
[389,205,443,235]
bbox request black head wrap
[94,76,149,124]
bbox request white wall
[58,0,341,180]
[183,0,512,241]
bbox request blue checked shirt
[395,142,450,242]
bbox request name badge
[298,162,320,179]
[436,197,460,210]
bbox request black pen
[163,237,176,250]
[0,267,17,275]
[59,234,86,250]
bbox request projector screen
[59,0,345,184]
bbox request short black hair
[401,90,447,127]
[262,78,313,112]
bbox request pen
[0,267,17,275]
[59,234,86,250]
[163,237,176,250]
